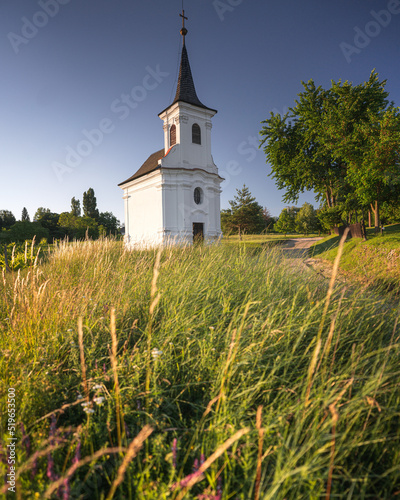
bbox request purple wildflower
[47,454,58,481]
[216,475,223,498]
[193,458,199,472]
[172,438,178,469]
[171,470,205,491]
[21,423,31,456]
[62,478,70,500]
[49,415,57,440]
[73,441,81,465]
[31,457,38,479]
[124,423,131,439]
[200,453,205,465]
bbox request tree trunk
[371,200,380,232]
[326,190,331,209]
[238,226,242,241]
[361,210,367,241]
[376,201,380,232]
[368,211,372,228]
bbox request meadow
[1,239,399,499]
[311,224,400,293]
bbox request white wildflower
[151,348,163,359]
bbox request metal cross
[180,10,188,30]
[179,9,188,42]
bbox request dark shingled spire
[158,11,217,116]
[172,44,209,109]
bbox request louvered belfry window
[170,124,176,146]
[192,123,201,145]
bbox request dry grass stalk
[78,317,89,402]
[106,425,154,500]
[44,446,126,498]
[216,328,237,412]
[316,288,346,375]
[150,248,162,300]
[255,405,264,500]
[326,403,339,500]
[174,427,250,500]
[145,249,163,412]
[203,394,223,419]
[30,236,36,262]
[110,307,124,447]
[305,229,349,406]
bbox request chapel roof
[159,42,217,115]
[118,149,164,186]
[172,45,211,110]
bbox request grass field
[1,239,399,499]
[311,224,400,293]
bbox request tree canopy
[260,70,400,229]
[0,210,16,230]
[21,207,30,222]
[70,197,81,217]
[83,188,99,220]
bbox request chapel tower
[118,11,222,247]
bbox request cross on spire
[180,9,188,43]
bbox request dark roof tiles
[118,149,164,185]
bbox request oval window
[194,187,202,205]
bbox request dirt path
[281,237,348,283]
[281,237,323,258]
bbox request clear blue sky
[1,0,399,222]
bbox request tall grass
[0,239,399,498]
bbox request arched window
[192,123,201,145]
[170,124,176,146]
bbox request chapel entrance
[193,223,204,244]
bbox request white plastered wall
[122,170,163,249]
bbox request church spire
[171,10,215,111]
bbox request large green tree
[260,71,398,230]
[34,208,61,241]
[70,197,81,217]
[83,188,99,220]
[7,222,48,242]
[0,210,16,230]
[21,207,30,222]
[98,212,120,236]
[274,207,299,236]
[222,185,265,239]
[58,213,99,240]
[295,202,321,235]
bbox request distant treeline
[0,188,121,243]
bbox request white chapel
[118,12,223,248]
